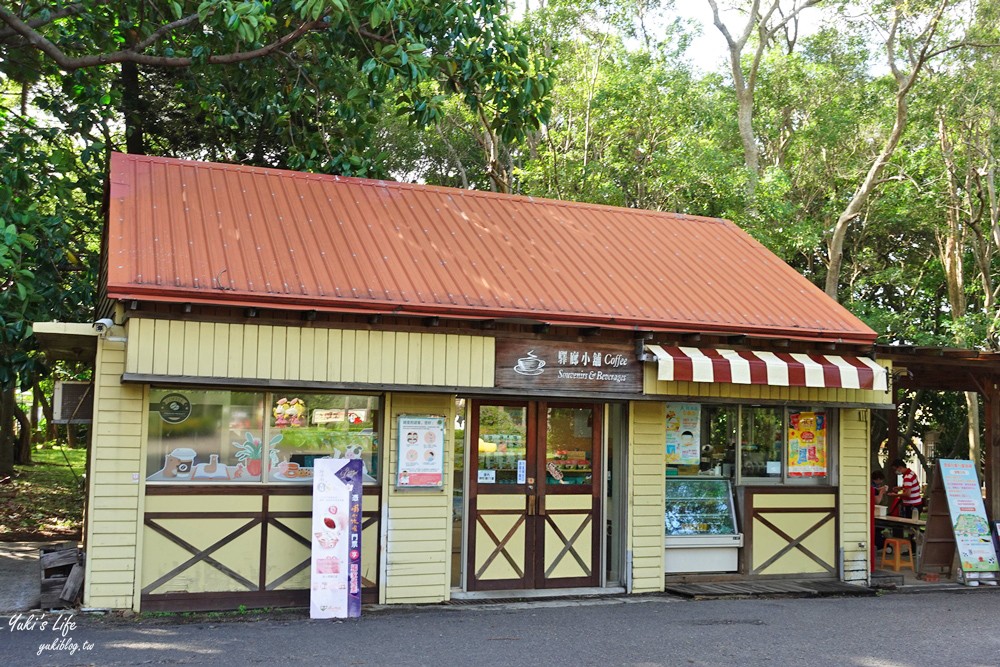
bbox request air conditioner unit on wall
[53,381,94,424]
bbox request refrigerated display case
[664,477,743,573]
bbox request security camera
[93,318,115,333]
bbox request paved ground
[0,542,43,613]
[3,589,1000,666]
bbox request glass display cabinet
[664,478,743,573]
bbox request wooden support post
[986,379,1000,521]
[886,384,900,475]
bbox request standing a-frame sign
[919,459,999,586]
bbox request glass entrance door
[467,400,602,591]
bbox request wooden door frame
[466,399,603,592]
[534,401,602,589]
[467,399,535,591]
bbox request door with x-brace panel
[467,400,602,591]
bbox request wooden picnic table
[875,515,926,528]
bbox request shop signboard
[310,459,363,619]
[396,415,445,488]
[665,403,701,465]
[939,459,999,574]
[495,340,641,394]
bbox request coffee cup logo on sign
[513,350,546,376]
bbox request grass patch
[0,445,86,541]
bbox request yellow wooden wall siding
[628,401,666,593]
[383,393,456,604]
[839,409,871,584]
[750,493,837,575]
[643,362,892,406]
[84,338,147,610]
[125,319,495,387]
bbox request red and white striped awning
[646,345,888,391]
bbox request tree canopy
[4,0,1000,472]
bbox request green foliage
[0,107,101,390]
[4,1,1000,470]
[3,1,553,178]
[0,445,86,538]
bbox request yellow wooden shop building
[37,154,891,612]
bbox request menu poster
[396,415,445,488]
[665,403,701,465]
[939,459,999,573]
[310,459,362,619]
[787,411,827,477]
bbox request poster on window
[665,403,701,465]
[939,459,999,573]
[310,458,362,619]
[787,411,827,477]
[396,415,445,488]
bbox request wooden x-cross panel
[264,509,381,591]
[265,517,311,591]
[543,512,592,579]
[142,517,261,595]
[752,511,836,575]
[475,513,526,579]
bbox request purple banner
[336,460,363,617]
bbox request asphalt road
[3,590,999,667]
[0,542,43,613]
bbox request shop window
[476,405,527,485]
[267,393,380,484]
[146,389,266,483]
[665,404,736,479]
[740,407,783,479]
[664,404,833,485]
[146,389,381,485]
[545,406,594,486]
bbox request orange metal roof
[105,153,876,344]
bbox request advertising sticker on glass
[665,403,701,465]
[787,411,827,477]
[396,415,445,488]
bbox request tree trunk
[709,0,822,195]
[899,389,922,463]
[824,1,948,301]
[13,402,31,465]
[735,85,760,183]
[825,88,909,301]
[30,388,39,443]
[937,112,981,473]
[0,386,15,477]
[121,60,146,155]
[966,391,982,476]
[34,379,55,440]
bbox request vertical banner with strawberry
[310,459,363,619]
[787,411,827,478]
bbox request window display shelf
[665,478,739,537]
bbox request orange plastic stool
[879,537,915,572]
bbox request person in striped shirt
[891,458,923,519]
